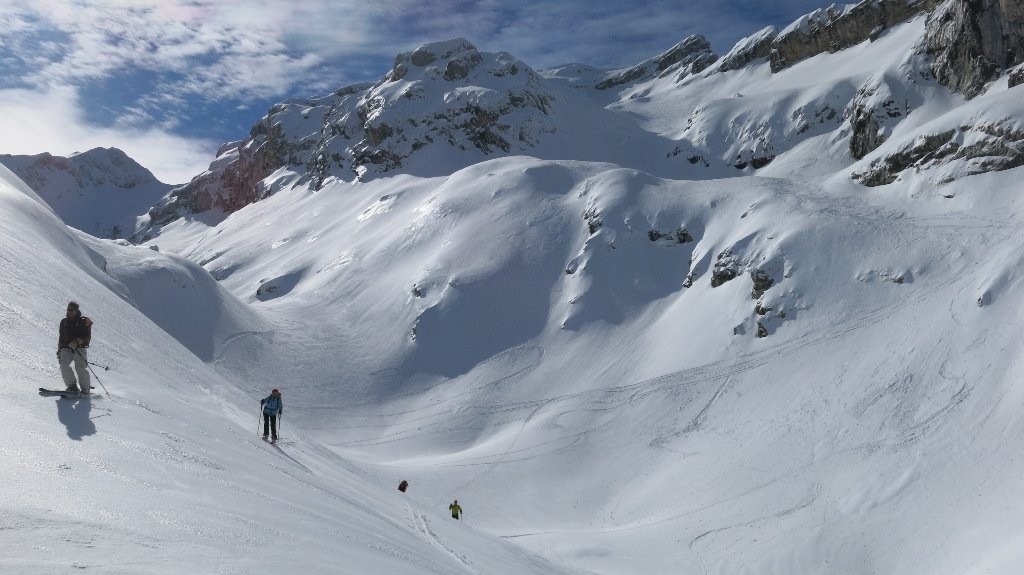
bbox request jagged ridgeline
[136,0,1024,239]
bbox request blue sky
[0,0,830,184]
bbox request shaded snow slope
[0,165,575,574]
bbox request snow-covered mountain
[7,0,1024,573]
[136,0,1023,239]
[0,147,174,239]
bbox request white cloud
[5,1,334,99]
[0,86,215,184]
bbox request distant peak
[73,146,131,160]
[401,38,479,68]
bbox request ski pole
[76,348,110,396]
[85,359,111,371]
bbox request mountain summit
[136,0,1024,240]
[0,147,173,239]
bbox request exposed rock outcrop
[1010,63,1024,87]
[925,0,1024,98]
[852,122,1024,185]
[768,0,942,72]
[750,269,775,299]
[711,249,741,287]
[136,39,560,234]
[717,26,778,72]
[848,78,908,159]
[597,35,718,89]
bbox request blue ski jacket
[261,394,283,415]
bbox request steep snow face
[0,148,174,239]
[619,11,1022,181]
[0,165,574,574]
[614,16,938,176]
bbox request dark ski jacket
[59,313,92,349]
[261,394,283,416]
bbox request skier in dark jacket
[57,301,93,394]
[260,389,283,441]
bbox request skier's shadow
[54,397,96,440]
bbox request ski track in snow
[329,174,1010,470]
[336,256,973,459]
[407,503,479,575]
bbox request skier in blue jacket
[260,389,283,441]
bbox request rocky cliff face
[852,117,1024,186]
[925,0,1024,98]
[595,35,718,89]
[717,27,778,72]
[771,0,944,71]
[139,39,563,236]
[845,0,1024,184]
[715,1,942,74]
[717,0,1022,98]
[847,76,913,160]
[136,2,1024,236]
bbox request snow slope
[0,165,575,574]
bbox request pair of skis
[39,388,96,398]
